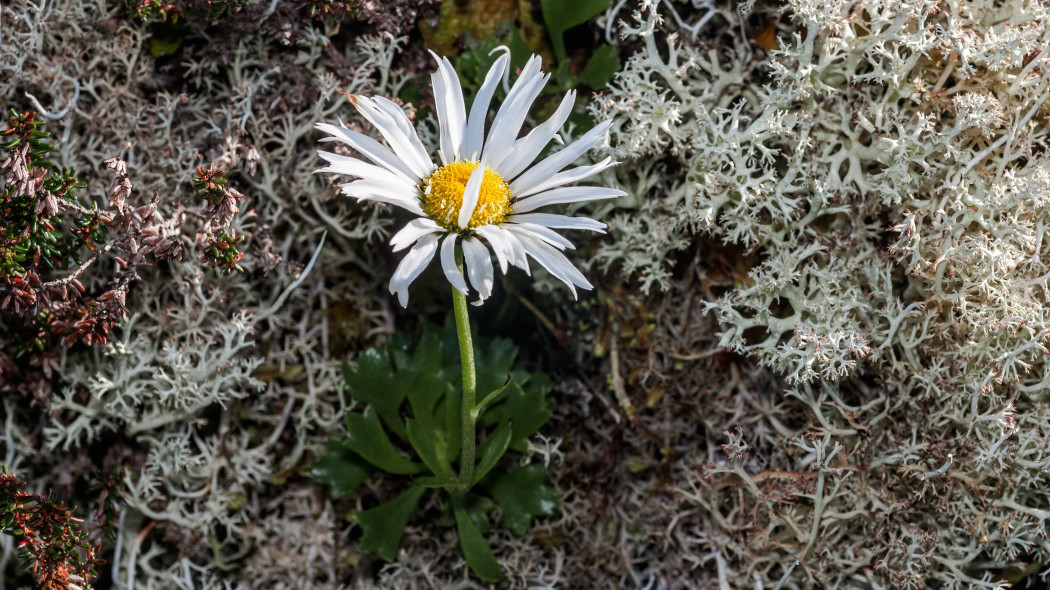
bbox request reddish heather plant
[129,0,437,33]
[0,470,100,590]
[127,0,247,23]
[0,110,250,404]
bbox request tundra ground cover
[3,0,1050,588]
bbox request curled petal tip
[488,44,511,58]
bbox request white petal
[440,233,468,294]
[316,123,419,181]
[317,151,418,191]
[476,225,530,273]
[389,233,439,307]
[441,59,467,161]
[508,213,606,233]
[352,96,434,179]
[495,90,576,180]
[341,179,424,216]
[390,218,442,252]
[510,120,613,196]
[485,72,550,169]
[429,52,467,164]
[506,223,574,250]
[457,165,487,229]
[462,237,495,302]
[514,232,593,298]
[481,55,547,166]
[344,180,426,215]
[461,53,510,161]
[515,157,618,198]
[429,71,455,164]
[372,97,433,162]
[474,225,510,273]
[512,186,625,213]
[504,231,530,273]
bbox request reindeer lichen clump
[593,0,1050,586]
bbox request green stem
[452,248,477,492]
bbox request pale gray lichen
[588,0,1050,587]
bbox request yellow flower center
[420,161,511,231]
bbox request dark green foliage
[342,406,425,475]
[578,43,621,89]
[312,321,559,581]
[471,420,512,485]
[1,110,87,280]
[450,494,502,582]
[482,464,559,536]
[353,485,426,563]
[192,165,231,206]
[199,230,244,274]
[310,437,373,499]
[452,4,621,135]
[539,0,613,62]
[1,110,93,360]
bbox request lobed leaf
[343,348,412,439]
[483,464,559,536]
[450,494,502,582]
[309,437,373,499]
[343,406,424,475]
[353,485,427,563]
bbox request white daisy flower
[316,50,624,307]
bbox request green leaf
[406,417,454,478]
[405,330,455,431]
[579,44,621,89]
[148,36,183,57]
[474,376,512,421]
[343,406,424,475]
[412,476,460,489]
[540,0,613,61]
[451,494,502,582]
[343,348,413,439]
[386,331,414,367]
[474,336,517,399]
[484,464,559,536]
[443,380,462,465]
[353,485,427,562]
[310,437,373,499]
[404,329,458,477]
[406,326,446,380]
[492,374,554,452]
[462,491,495,532]
[473,421,513,484]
